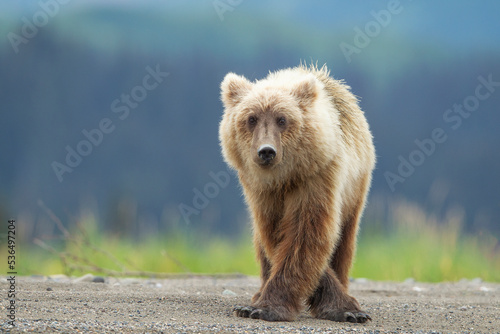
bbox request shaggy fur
[219,64,375,323]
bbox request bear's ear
[221,73,253,109]
[292,75,318,109]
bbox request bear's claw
[233,305,288,321]
[233,305,256,318]
[345,311,371,323]
[318,310,372,323]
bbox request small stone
[222,289,237,296]
[46,287,53,291]
[92,276,105,283]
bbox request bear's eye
[248,116,257,126]
[277,117,286,127]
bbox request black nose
[258,145,276,163]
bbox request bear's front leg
[234,197,336,321]
[234,240,294,321]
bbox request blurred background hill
[1,0,499,247]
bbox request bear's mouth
[259,160,274,168]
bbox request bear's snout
[257,144,277,166]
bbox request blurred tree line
[0,2,499,241]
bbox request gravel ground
[1,275,499,333]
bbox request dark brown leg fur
[251,244,271,304]
[330,176,370,289]
[330,204,361,289]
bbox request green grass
[13,224,259,277]
[353,201,500,281]
[353,226,499,281]
[4,203,500,282]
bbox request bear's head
[219,70,339,186]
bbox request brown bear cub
[219,64,375,323]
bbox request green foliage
[5,202,499,282]
[9,218,258,277]
[353,201,500,282]
[354,227,499,282]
